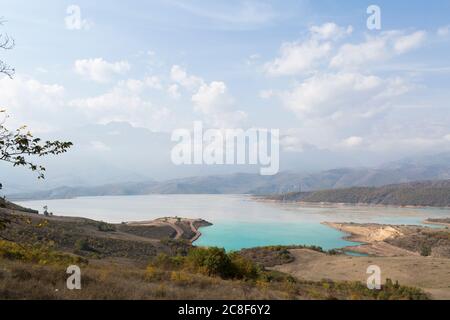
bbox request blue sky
[1,0,450,168]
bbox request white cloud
[260,25,436,153]
[144,76,163,90]
[0,75,66,131]
[167,65,246,126]
[74,58,131,83]
[341,136,363,148]
[170,65,204,90]
[330,37,388,69]
[0,74,173,132]
[444,134,450,142]
[265,40,331,76]
[191,81,246,127]
[69,84,171,129]
[279,72,408,119]
[393,31,427,54]
[264,22,356,76]
[119,79,145,93]
[118,76,162,93]
[192,81,229,114]
[331,31,426,69]
[437,25,450,37]
[167,84,181,99]
[310,23,353,41]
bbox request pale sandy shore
[323,222,419,257]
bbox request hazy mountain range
[8,151,450,200]
[4,121,445,195]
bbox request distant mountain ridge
[7,152,450,200]
[267,180,450,207]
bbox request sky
[1,0,450,188]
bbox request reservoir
[18,195,450,251]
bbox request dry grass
[0,245,429,300]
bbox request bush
[97,221,116,232]
[187,247,232,278]
[0,240,86,266]
[228,252,260,280]
[170,271,194,285]
[75,238,94,252]
[148,247,262,281]
[420,244,432,257]
[145,265,166,281]
[151,253,185,269]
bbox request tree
[0,19,73,232]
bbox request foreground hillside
[268,180,450,207]
[0,202,428,300]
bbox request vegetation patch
[0,240,86,266]
[239,245,339,268]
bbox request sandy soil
[272,249,450,300]
[323,222,419,257]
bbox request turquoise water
[194,221,357,251]
[18,195,450,252]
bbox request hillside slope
[269,180,450,207]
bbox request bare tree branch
[0,18,15,78]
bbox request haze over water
[19,195,450,251]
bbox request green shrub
[75,238,94,252]
[149,247,262,281]
[187,247,232,278]
[97,221,116,232]
[0,240,86,266]
[151,253,185,269]
[420,244,432,256]
[228,252,260,280]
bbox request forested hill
[268,180,450,207]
